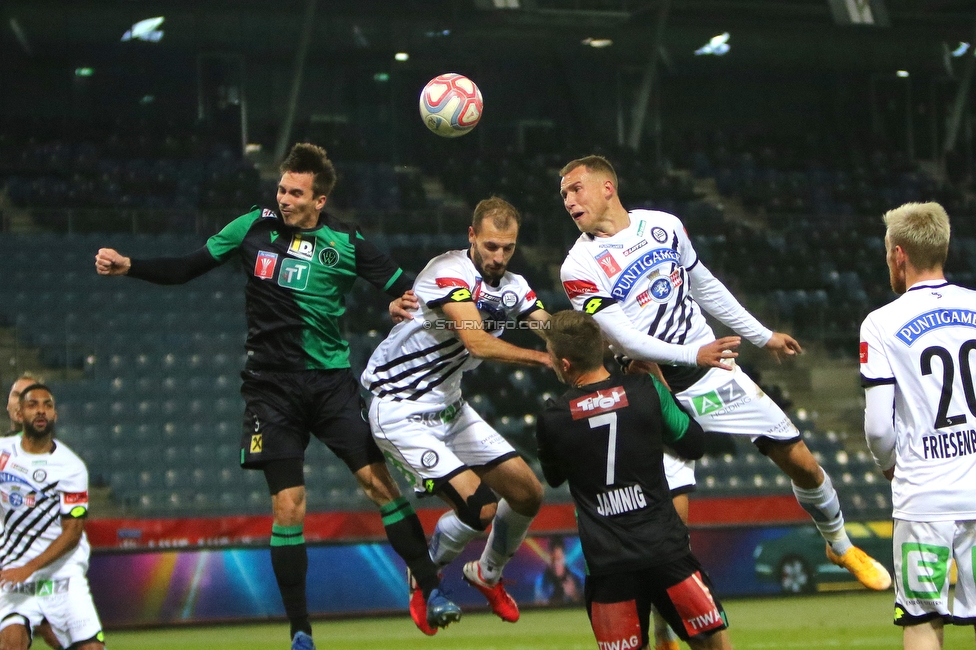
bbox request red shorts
[585,553,728,646]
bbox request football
[418,73,484,137]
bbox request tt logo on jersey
[288,234,316,261]
[278,259,311,291]
[570,388,629,420]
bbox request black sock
[271,524,311,638]
[381,497,440,599]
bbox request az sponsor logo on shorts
[691,380,749,417]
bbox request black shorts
[239,368,384,474]
[585,553,728,645]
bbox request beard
[22,420,54,440]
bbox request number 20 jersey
[860,281,976,521]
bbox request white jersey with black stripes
[362,249,543,405]
[0,436,90,577]
[560,210,772,371]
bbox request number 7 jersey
[860,280,976,520]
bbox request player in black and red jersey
[536,310,732,650]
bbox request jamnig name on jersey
[596,484,646,516]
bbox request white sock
[480,499,534,583]
[792,471,852,554]
[429,510,479,568]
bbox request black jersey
[129,207,411,372]
[536,373,705,576]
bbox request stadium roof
[3,0,975,73]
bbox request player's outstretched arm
[591,302,739,369]
[764,331,802,363]
[441,301,551,368]
[688,262,774,348]
[95,246,220,285]
[95,248,130,276]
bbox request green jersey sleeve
[652,375,691,445]
[206,208,263,262]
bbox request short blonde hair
[560,155,619,189]
[883,202,950,271]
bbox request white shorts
[664,362,800,491]
[0,572,103,647]
[368,397,517,494]
[892,519,976,625]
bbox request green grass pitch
[107,592,972,649]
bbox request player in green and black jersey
[95,143,459,649]
[536,310,732,650]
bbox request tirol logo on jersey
[595,250,622,278]
[278,259,311,291]
[636,268,683,307]
[287,233,316,261]
[254,251,278,280]
[570,387,629,420]
[318,247,339,267]
[563,279,599,299]
[651,226,668,243]
[859,341,868,364]
[895,309,976,346]
[692,380,749,416]
[610,248,681,300]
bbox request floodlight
[952,42,970,57]
[122,17,165,42]
[695,33,730,56]
[582,38,613,48]
[394,52,409,61]
[896,70,909,78]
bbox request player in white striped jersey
[363,197,550,625]
[861,202,976,649]
[557,155,890,607]
[0,384,104,650]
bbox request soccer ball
[419,73,483,137]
